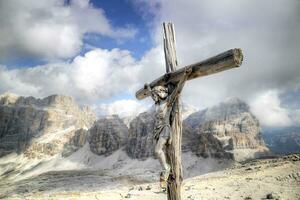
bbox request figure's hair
[152,86,168,100]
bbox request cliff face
[88,115,129,156]
[184,98,268,160]
[0,103,48,156]
[62,128,88,157]
[0,93,268,162]
[182,123,234,159]
[126,99,268,160]
[126,111,156,159]
[0,93,96,157]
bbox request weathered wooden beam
[166,102,182,200]
[136,48,243,100]
[163,22,182,200]
[164,22,177,73]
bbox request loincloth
[154,123,171,142]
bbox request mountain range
[0,92,297,182]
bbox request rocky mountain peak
[126,111,156,159]
[181,103,198,119]
[205,98,249,121]
[0,93,97,157]
[184,98,269,160]
[0,93,268,162]
[224,97,247,105]
[88,115,129,156]
[0,93,82,109]
[186,98,250,129]
[19,95,76,108]
[0,92,19,105]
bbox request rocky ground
[0,154,299,200]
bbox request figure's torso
[155,102,168,124]
[154,102,170,139]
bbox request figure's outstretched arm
[166,68,191,107]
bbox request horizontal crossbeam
[136,48,243,100]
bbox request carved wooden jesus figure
[135,22,243,200]
[145,70,189,185]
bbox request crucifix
[135,22,243,200]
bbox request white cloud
[97,99,149,117]
[0,0,137,60]
[1,0,300,124]
[250,90,292,127]
[0,48,141,103]
[130,0,160,21]
[132,0,300,111]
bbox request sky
[0,0,299,128]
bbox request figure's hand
[144,83,150,90]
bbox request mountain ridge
[0,93,271,182]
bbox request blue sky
[82,0,152,59]
[0,0,299,127]
[80,0,152,102]
[2,0,153,68]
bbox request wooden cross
[135,22,243,200]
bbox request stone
[62,128,88,157]
[126,98,268,161]
[0,93,96,157]
[266,193,279,199]
[126,111,156,159]
[88,115,129,156]
[184,98,269,160]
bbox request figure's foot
[159,175,167,191]
[159,164,170,191]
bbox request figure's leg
[155,137,170,180]
[155,137,167,169]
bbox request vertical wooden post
[163,22,182,200]
[136,22,243,200]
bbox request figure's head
[151,86,168,103]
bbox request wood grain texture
[163,22,182,200]
[136,48,243,100]
[163,22,177,73]
[135,22,243,200]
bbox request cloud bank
[0,0,136,60]
[0,0,299,126]
[0,48,140,103]
[250,90,292,127]
[133,0,300,127]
